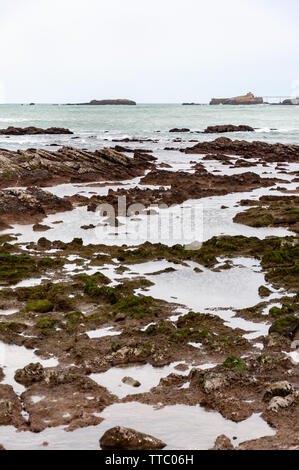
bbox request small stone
[114,313,126,322]
[33,224,52,232]
[174,363,189,372]
[81,224,96,230]
[122,377,141,388]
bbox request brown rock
[169,128,190,133]
[15,363,45,387]
[211,435,234,450]
[0,187,73,225]
[0,146,155,188]
[122,377,141,388]
[204,124,254,134]
[0,384,25,427]
[0,126,73,135]
[100,426,166,450]
[182,137,299,163]
[114,313,126,322]
[33,223,52,232]
[75,99,136,106]
[210,92,263,105]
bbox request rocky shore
[0,233,297,448]
[0,126,298,450]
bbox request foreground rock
[0,126,73,135]
[122,377,141,388]
[203,124,254,134]
[0,187,73,226]
[182,137,299,163]
[0,384,25,428]
[100,426,166,450]
[210,92,263,105]
[234,195,299,233]
[17,366,118,432]
[211,435,234,450]
[0,146,155,188]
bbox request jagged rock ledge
[0,187,73,226]
[181,137,299,163]
[0,146,155,188]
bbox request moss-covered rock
[26,299,54,313]
[269,314,299,338]
[223,356,246,370]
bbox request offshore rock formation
[169,128,190,133]
[203,125,254,134]
[210,92,263,105]
[0,126,73,135]
[0,146,155,188]
[282,98,299,105]
[0,187,73,226]
[74,99,136,106]
[182,137,299,163]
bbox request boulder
[100,426,166,450]
[263,381,294,401]
[267,392,299,412]
[269,315,299,338]
[14,363,45,387]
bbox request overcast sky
[0,0,298,103]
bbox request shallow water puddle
[86,326,120,339]
[5,182,296,247]
[0,402,276,450]
[0,308,19,316]
[134,257,266,311]
[90,362,192,399]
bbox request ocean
[0,104,299,152]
